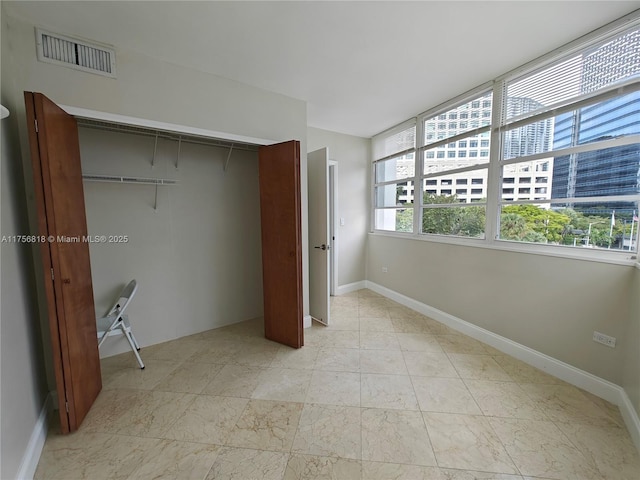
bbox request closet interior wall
[78,126,264,357]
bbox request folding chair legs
[129,331,141,351]
[123,328,145,369]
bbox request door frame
[329,160,338,296]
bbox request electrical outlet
[382,267,388,273]
[593,331,616,348]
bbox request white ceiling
[5,1,640,137]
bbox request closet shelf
[76,118,260,153]
[82,174,177,185]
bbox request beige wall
[623,266,640,416]
[307,127,370,287]
[0,112,49,480]
[0,39,49,480]
[80,128,264,356]
[367,234,633,384]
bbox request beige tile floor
[35,289,640,480]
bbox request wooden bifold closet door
[258,141,304,348]
[24,92,102,433]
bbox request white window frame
[372,120,417,234]
[370,11,640,265]
[418,86,494,240]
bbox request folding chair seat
[97,279,144,369]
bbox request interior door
[308,148,330,325]
[24,92,102,433]
[258,140,303,348]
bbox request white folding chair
[97,279,144,369]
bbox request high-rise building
[503,97,554,160]
[422,96,553,205]
[551,29,640,216]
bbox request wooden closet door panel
[258,140,303,348]
[24,92,70,433]
[25,92,101,432]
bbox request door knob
[314,244,329,251]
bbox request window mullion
[486,80,504,243]
[370,152,375,233]
[501,134,640,167]
[374,178,415,188]
[414,118,425,234]
[503,194,640,206]
[373,147,418,164]
[500,77,640,131]
[423,163,490,179]
[425,125,492,150]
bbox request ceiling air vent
[35,28,116,78]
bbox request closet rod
[76,119,260,153]
[82,174,178,186]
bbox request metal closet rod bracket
[224,144,234,172]
[175,136,182,169]
[151,134,158,168]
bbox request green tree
[453,204,485,237]
[589,225,611,247]
[395,207,413,233]
[422,194,459,235]
[546,207,629,248]
[522,230,548,243]
[395,196,629,249]
[502,205,569,243]
[422,194,485,238]
[500,212,528,241]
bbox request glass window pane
[498,201,638,252]
[375,153,415,183]
[375,208,413,233]
[551,143,640,199]
[504,26,640,123]
[421,205,486,238]
[375,181,415,207]
[373,122,416,160]
[503,91,640,160]
[421,169,488,205]
[501,161,553,203]
[424,135,491,175]
[503,117,554,160]
[554,91,640,149]
[424,92,492,146]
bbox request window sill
[369,230,638,267]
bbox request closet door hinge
[51,268,54,281]
[34,119,39,133]
[65,401,69,413]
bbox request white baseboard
[619,389,640,451]
[303,315,312,329]
[15,393,53,480]
[335,281,367,296]
[365,280,640,451]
